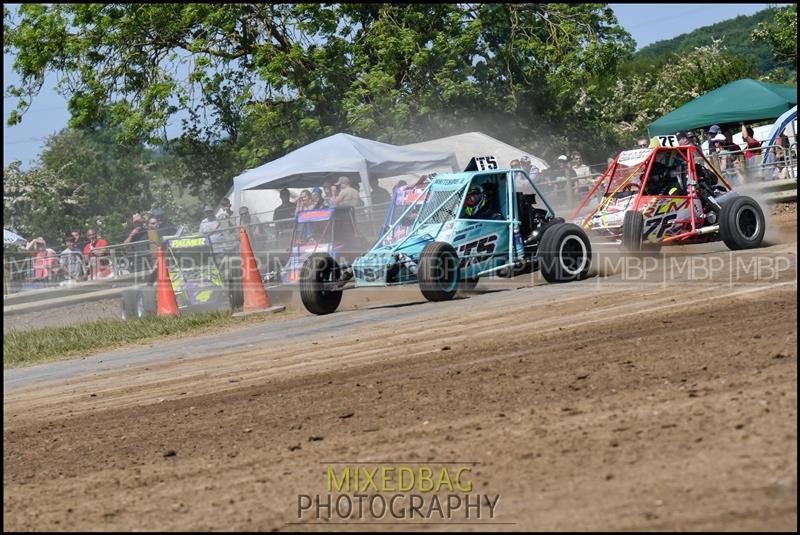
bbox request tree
[4,3,635,171]
[594,40,756,147]
[4,127,189,245]
[3,161,86,245]
[751,5,797,71]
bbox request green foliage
[751,5,797,71]
[3,160,87,244]
[3,2,793,227]
[4,3,634,167]
[594,40,756,147]
[633,8,783,75]
[3,127,189,245]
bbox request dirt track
[3,208,797,531]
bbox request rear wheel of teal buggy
[300,254,343,315]
[417,241,459,302]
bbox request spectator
[237,205,263,240]
[686,130,702,150]
[25,237,59,284]
[238,205,260,225]
[146,216,160,242]
[741,123,763,165]
[636,136,650,149]
[519,156,540,181]
[199,204,223,244]
[151,207,178,237]
[730,157,748,185]
[83,229,111,279]
[217,198,233,221]
[123,213,150,273]
[542,155,576,202]
[295,189,314,214]
[510,157,534,193]
[570,151,593,194]
[59,235,84,282]
[71,230,88,252]
[547,155,576,182]
[709,135,734,179]
[764,145,789,181]
[369,177,392,205]
[322,179,338,206]
[704,125,722,154]
[331,176,360,207]
[310,187,327,209]
[676,131,691,146]
[273,188,296,231]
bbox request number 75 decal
[644,213,678,239]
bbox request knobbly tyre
[262,206,368,286]
[119,234,244,319]
[572,138,766,252]
[299,156,593,315]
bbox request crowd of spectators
[15,123,794,289]
[18,206,181,286]
[267,176,392,231]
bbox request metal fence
[533,142,797,211]
[4,142,796,295]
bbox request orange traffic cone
[156,245,179,317]
[235,227,284,316]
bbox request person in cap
[705,124,722,151]
[544,154,576,184]
[310,187,327,209]
[215,197,233,223]
[199,204,223,243]
[331,176,361,207]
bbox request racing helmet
[464,186,486,217]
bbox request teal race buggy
[299,156,592,315]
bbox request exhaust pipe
[696,225,719,235]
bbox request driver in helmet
[463,186,503,220]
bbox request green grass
[3,309,296,369]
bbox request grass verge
[3,309,297,369]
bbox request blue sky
[2,3,789,168]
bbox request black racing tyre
[537,217,565,241]
[121,287,155,319]
[141,286,157,315]
[300,254,343,315]
[227,264,244,309]
[417,241,459,302]
[719,195,765,250]
[121,288,141,320]
[538,223,592,283]
[459,278,479,291]
[622,211,644,252]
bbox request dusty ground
[3,206,797,531]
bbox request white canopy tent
[231,133,459,213]
[4,228,27,248]
[403,131,550,172]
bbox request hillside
[634,7,786,74]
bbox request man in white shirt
[331,176,361,207]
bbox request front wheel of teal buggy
[300,254,343,315]
[538,223,592,283]
[417,241,459,302]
